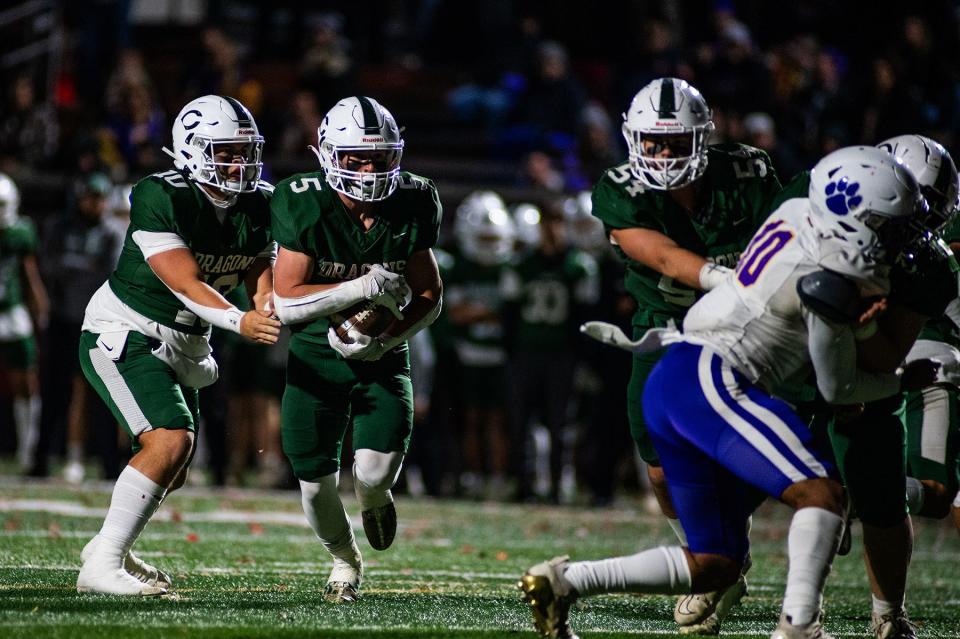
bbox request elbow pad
[797,270,862,323]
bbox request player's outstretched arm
[244,255,276,313]
[610,227,729,290]
[272,247,407,324]
[147,248,280,344]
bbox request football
[329,300,396,344]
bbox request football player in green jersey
[589,78,783,634]
[502,201,599,503]
[76,95,281,597]
[0,173,48,471]
[445,191,516,500]
[271,96,442,603]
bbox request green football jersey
[108,170,273,335]
[505,248,598,351]
[271,171,442,348]
[0,218,38,311]
[591,143,782,327]
[442,247,511,367]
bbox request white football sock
[90,465,166,566]
[905,477,925,515]
[300,475,360,565]
[666,517,688,545]
[782,507,843,626]
[564,545,692,597]
[13,395,40,468]
[353,449,403,510]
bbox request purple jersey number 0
[736,220,795,286]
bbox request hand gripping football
[329,300,396,344]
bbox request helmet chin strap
[197,182,237,209]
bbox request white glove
[358,264,409,320]
[328,325,396,361]
[698,263,734,291]
[580,321,680,354]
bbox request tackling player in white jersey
[520,146,939,639]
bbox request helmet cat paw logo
[824,175,862,215]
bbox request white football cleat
[770,613,834,639]
[517,555,580,639]
[77,558,167,596]
[323,547,363,604]
[81,535,173,589]
[871,610,918,639]
[675,555,750,635]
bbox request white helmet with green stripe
[163,95,264,197]
[0,172,19,228]
[622,78,714,191]
[312,96,404,202]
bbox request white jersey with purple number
[679,198,895,398]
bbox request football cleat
[81,534,173,589]
[323,554,363,604]
[77,559,167,596]
[517,556,580,639]
[871,610,919,639]
[361,501,397,551]
[675,556,751,635]
[770,613,835,639]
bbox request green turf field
[1,477,958,638]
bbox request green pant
[78,331,200,452]
[0,335,36,369]
[281,337,413,481]
[628,323,667,465]
[828,396,907,527]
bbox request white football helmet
[562,191,607,254]
[808,146,927,264]
[312,96,404,202]
[512,203,542,250]
[454,191,516,265]
[163,95,264,196]
[876,134,959,233]
[0,172,20,228]
[622,78,714,190]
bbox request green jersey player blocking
[587,78,784,634]
[271,96,442,603]
[76,95,281,596]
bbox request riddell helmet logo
[362,136,385,142]
[235,128,256,135]
[655,121,682,127]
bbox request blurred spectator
[105,49,154,116]
[575,102,620,185]
[0,76,60,172]
[862,57,921,144]
[278,90,323,160]
[300,12,354,111]
[522,151,565,193]
[35,172,125,481]
[187,28,263,115]
[501,41,587,155]
[107,84,166,174]
[743,112,804,180]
